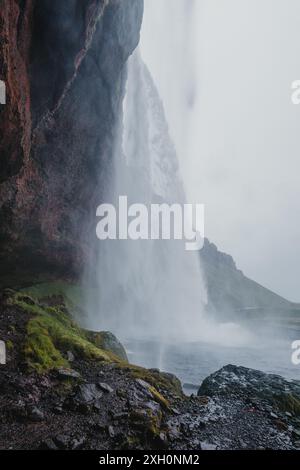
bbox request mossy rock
[6,340,14,350]
[119,363,184,398]
[9,290,125,373]
[148,385,170,410]
[86,331,128,362]
[130,408,162,437]
[155,371,183,397]
[275,393,300,416]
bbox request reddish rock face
[0,0,33,181]
[0,0,143,286]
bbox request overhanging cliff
[0,0,144,285]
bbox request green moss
[25,317,68,373]
[120,435,142,450]
[9,291,123,373]
[119,363,183,398]
[19,281,94,317]
[148,385,170,410]
[6,340,14,350]
[146,410,161,437]
[275,393,300,416]
[20,281,78,302]
[86,331,128,362]
[130,409,162,437]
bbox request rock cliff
[200,238,297,316]
[0,0,143,285]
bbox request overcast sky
[140,0,300,302]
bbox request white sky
[140,0,300,302]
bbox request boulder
[198,364,300,416]
[76,383,103,404]
[86,331,128,362]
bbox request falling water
[84,49,252,354]
[81,0,299,382]
[86,50,207,341]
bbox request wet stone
[28,406,44,422]
[57,367,81,379]
[98,382,114,394]
[200,442,217,451]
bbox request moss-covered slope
[8,290,126,373]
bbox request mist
[2,0,300,451]
[85,48,254,350]
[81,0,299,385]
[140,0,300,303]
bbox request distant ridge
[200,239,298,315]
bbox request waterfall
[84,49,209,344]
[83,46,253,352]
[83,3,253,355]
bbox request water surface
[125,332,300,395]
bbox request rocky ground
[0,288,300,451]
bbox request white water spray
[79,0,299,385]
[84,49,251,350]
[87,50,207,340]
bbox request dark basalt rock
[0,0,144,285]
[57,367,81,380]
[1,292,300,450]
[28,406,45,422]
[75,383,103,404]
[198,364,300,416]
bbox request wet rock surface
[0,0,144,285]
[0,294,300,450]
[198,364,300,409]
[166,365,300,450]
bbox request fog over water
[141,0,300,303]
[83,1,300,385]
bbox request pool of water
[124,331,300,394]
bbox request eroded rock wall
[0,0,144,285]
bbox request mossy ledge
[8,291,125,373]
[4,284,182,406]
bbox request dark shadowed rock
[54,434,70,450]
[0,0,144,285]
[28,406,45,422]
[198,364,300,416]
[40,439,59,450]
[76,383,103,404]
[71,437,86,450]
[57,367,81,380]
